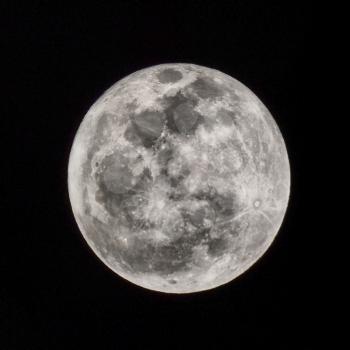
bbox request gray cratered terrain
[68,63,290,293]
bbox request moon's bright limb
[68,63,290,293]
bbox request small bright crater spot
[254,200,261,208]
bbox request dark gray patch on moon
[207,237,229,257]
[189,76,224,99]
[216,108,237,126]
[157,68,183,83]
[132,110,166,148]
[187,202,216,229]
[118,236,193,275]
[173,102,200,134]
[211,192,235,217]
[160,91,205,135]
[124,123,143,147]
[99,153,136,194]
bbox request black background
[3,1,317,349]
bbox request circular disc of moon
[68,63,290,293]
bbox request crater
[222,140,248,175]
[157,68,183,83]
[253,200,261,208]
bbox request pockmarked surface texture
[68,63,290,293]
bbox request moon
[68,63,290,293]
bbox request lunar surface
[68,63,290,293]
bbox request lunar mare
[68,63,290,293]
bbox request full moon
[68,63,290,293]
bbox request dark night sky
[2,1,318,349]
